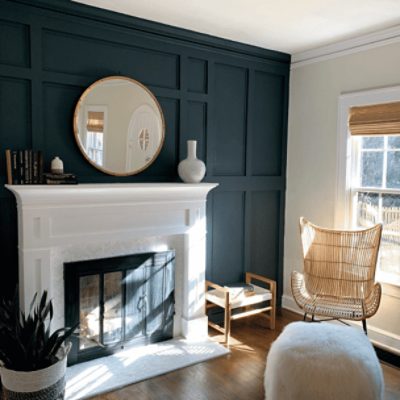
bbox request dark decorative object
[43,173,78,185]
[0,291,76,399]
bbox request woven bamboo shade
[87,111,104,132]
[349,101,400,136]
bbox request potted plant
[0,291,76,400]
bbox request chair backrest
[300,217,382,299]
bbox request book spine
[28,149,33,184]
[11,150,19,184]
[19,150,25,184]
[33,151,38,184]
[38,151,44,183]
[5,149,12,185]
[24,150,29,184]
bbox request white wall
[285,41,400,354]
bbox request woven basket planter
[0,345,69,400]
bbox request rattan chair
[291,217,382,334]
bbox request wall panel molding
[0,0,289,303]
[0,18,30,67]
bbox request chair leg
[303,313,307,321]
[362,319,368,335]
[224,292,231,345]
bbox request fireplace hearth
[65,251,175,365]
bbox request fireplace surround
[6,183,218,345]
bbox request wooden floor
[91,309,400,400]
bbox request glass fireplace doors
[64,251,175,365]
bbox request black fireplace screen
[64,251,175,365]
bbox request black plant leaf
[0,291,77,371]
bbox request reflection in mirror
[74,76,165,176]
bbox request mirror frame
[73,75,165,176]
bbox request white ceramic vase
[178,140,206,183]
[51,156,64,174]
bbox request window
[86,110,105,166]
[337,93,400,285]
[351,135,400,277]
[86,130,104,166]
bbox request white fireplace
[6,183,218,340]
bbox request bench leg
[270,282,276,330]
[224,292,231,345]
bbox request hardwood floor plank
[86,309,400,400]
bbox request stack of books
[5,149,78,185]
[5,149,44,184]
[224,283,255,299]
[43,173,78,185]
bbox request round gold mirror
[73,76,165,176]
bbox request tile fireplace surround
[6,183,218,340]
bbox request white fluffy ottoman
[264,322,384,400]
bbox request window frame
[86,130,105,166]
[336,85,400,287]
[83,105,108,167]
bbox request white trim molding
[292,25,400,69]
[281,294,301,315]
[336,84,400,287]
[335,84,400,230]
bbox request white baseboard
[281,294,302,315]
[281,295,400,356]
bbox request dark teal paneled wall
[0,0,290,301]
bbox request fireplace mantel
[6,182,218,339]
[6,183,218,246]
[6,183,218,207]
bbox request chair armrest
[245,272,276,292]
[291,270,305,293]
[362,282,382,318]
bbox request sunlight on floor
[209,331,257,353]
[65,338,229,400]
[67,365,114,400]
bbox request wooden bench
[205,272,276,344]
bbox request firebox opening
[64,251,175,365]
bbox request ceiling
[72,0,400,54]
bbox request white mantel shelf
[6,182,218,340]
[5,183,219,207]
